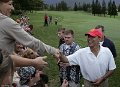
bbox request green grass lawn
[25,11,120,87]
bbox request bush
[12,10,22,15]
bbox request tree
[57,2,62,11]
[74,2,78,11]
[108,0,112,17]
[61,1,68,11]
[111,1,118,18]
[19,0,29,11]
[13,0,44,12]
[78,2,82,11]
[95,0,101,15]
[118,4,120,12]
[28,0,35,12]
[92,0,96,16]
[13,0,21,10]
[55,4,58,11]
[55,1,68,11]
[82,3,87,11]
[49,4,55,11]
[101,0,106,16]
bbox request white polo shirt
[67,46,116,82]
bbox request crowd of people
[57,28,116,87]
[0,0,117,87]
[44,14,58,26]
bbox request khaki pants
[68,81,80,87]
[84,79,108,87]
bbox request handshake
[54,49,67,64]
[32,49,67,70]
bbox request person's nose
[11,5,14,11]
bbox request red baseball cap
[85,29,103,38]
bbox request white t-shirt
[99,41,104,46]
[67,46,116,82]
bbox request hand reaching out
[61,79,68,87]
[33,56,48,70]
[54,49,61,58]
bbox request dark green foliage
[91,0,102,16]
[49,5,55,11]
[78,2,82,11]
[108,0,112,17]
[118,4,120,12]
[111,1,118,17]
[55,1,68,11]
[74,2,78,11]
[108,0,118,18]
[92,0,95,16]
[13,0,44,11]
[101,0,106,16]
[12,10,22,15]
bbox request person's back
[102,37,117,58]
[54,17,58,25]
[59,30,81,87]
[49,16,52,24]
[44,14,48,26]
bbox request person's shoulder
[3,17,17,26]
[59,43,66,48]
[77,47,88,52]
[72,42,79,45]
[72,42,80,48]
[0,14,13,25]
[101,46,111,53]
[104,37,114,43]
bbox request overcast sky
[44,0,120,6]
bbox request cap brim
[85,33,96,37]
[85,33,88,36]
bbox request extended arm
[5,19,58,55]
[56,52,69,63]
[10,54,47,69]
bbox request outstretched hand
[53,49,61,62]
[53,49,68,63]
[54,49,61,58]
[33,56,48,70]
[61,79,68,87]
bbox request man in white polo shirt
[57,29,116,87]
